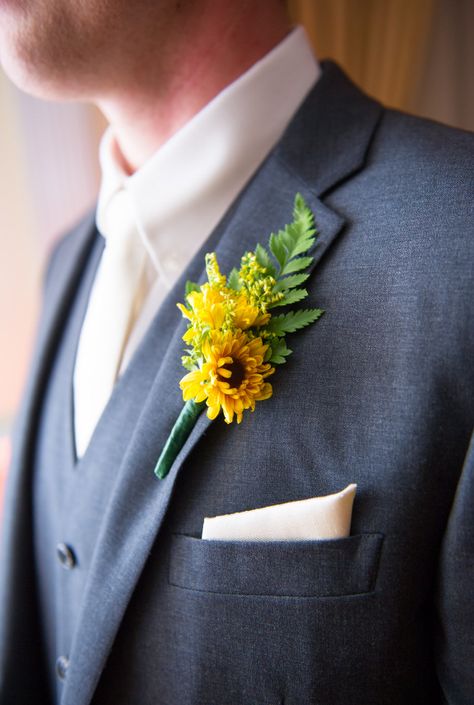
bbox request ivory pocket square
[201,484,357,541]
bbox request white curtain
[288,0,474,131]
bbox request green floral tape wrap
[154,400,205,479]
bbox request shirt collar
[96,25,320,289]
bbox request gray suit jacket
[1,62,473,705]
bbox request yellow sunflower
[179,330,274,424]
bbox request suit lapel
[62,62,382,705]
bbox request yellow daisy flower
[177,284,268,345]
[180,330,274,424]
[233,294,270,330]
[177,285,225,332]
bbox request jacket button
[56,655,69,680]
[56,543,76,569]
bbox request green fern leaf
[269,338,293,365]
[227,268,241,291]
[269,232,287,269]
[268,194,318,276]
[255,243,275,276]
[281,256,313,275]
[293,193,315,230]
[291,233,316,258]
[273,273,309,292]
[266,308,324,335]
[271,288,308,307]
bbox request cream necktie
[73,188,147,458]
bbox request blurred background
[1,0,473,495]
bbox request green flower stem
[154,399,206,479]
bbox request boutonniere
[154,193,323,478]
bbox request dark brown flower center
[220,359,246,389]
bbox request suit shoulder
[365,108,474,224]
[373,108,474,179]
[382,106,474,142]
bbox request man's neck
[95,2,291,174]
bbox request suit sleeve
[435,429,474,704]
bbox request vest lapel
[2,210,97,539]
[13,213,99,472]
[62,62,382,705]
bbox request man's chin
[3,60,52,100]
[0,14,82,101]
[0,45,78,102]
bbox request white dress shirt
[74,26,320,455]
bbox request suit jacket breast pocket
[168,532,384,597]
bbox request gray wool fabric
[1,61,474,705]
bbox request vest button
[56,543,76,569]
[56,655,69,680]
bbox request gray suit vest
[33,234,154,701]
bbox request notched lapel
[62,62,383,705]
